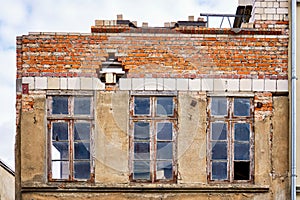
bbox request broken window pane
[234,123,250,141]
[74,97,91,115]
[134,122,150,140]
[157,122,172,140]
[74,142,90,160]
[134,97,150,115]
[211,97,227,116]
[52,122,68,141]
[133,161,150,180]
[52,142,69,160]
[212,161,227,180]
[157,97,174,116]
[74,161,90,179]
[74,123,90,141]
[52,161,69,179]
[134,142,150,159]
[211,123,227,140]
[234,161,250,180]
[52,96,68,114]
[234,143,250,160]
[234,98,250,116]
[212,142,227,160]
[157,161,173,180]
[157,142,172,160]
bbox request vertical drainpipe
[291,0,297,199]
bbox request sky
[0,0,237,169]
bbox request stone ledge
[119,78,288,92]
[21,185,269,194]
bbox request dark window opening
[234,161,250,180]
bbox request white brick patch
[240,79,252,91]
[22,77,35,90]
[48,78,60,89]
[35,77,47,89]
[60,78,68,89]
[189,79,201,91]
[119,78,131,90]
[227,79,239,92]
[145,78,157,90]
[202,79,214,91]
[157,78,164,91]
[277,79,288,92]
[214,79,227,91]
[68,78,80,90]
[176,79,188,91]
[164,79,176,91]
[265,79,276,92]
[81,77,93,90]
[253,79,264,91]
[21,77,289,93]
[132,78,145,90]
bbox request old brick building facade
[16,0,290,199]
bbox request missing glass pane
[211,123,227,140]
[157,142,173,160]
[74,97,91,115]
[234,161,250,180]
[52,96,68,114]
[157,97,174,116]
[133,161,150,180]
[134,97,150,115]
[52,161,69,179]
[234,123,250,141]
[211,142,227,160]
[234,98,250,116]
[157,161,173,180]
[211,97,227,116]
[52,122,68,141]
[52,142,69,160]
[212,161,227,180]
[134,122,150,140]
[74,161,90,179]
[74,123,90,141]
[157,123,172,140]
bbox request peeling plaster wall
[95,91,129,184]
[16,92,289,200]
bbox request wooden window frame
[47,93,94,182]
[129,94,178,183]
[207,97,254,183]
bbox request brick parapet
[17,31,288,80]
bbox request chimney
[188,16,194,21]
[142,22,148,28]
[117,14,123,20]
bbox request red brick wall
[17,28,288,80]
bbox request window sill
[21,184,269,193]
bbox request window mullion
[69,120,74,181]
[152,120,156,182]
[229,120,234,182]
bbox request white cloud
[0,0,237,170]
